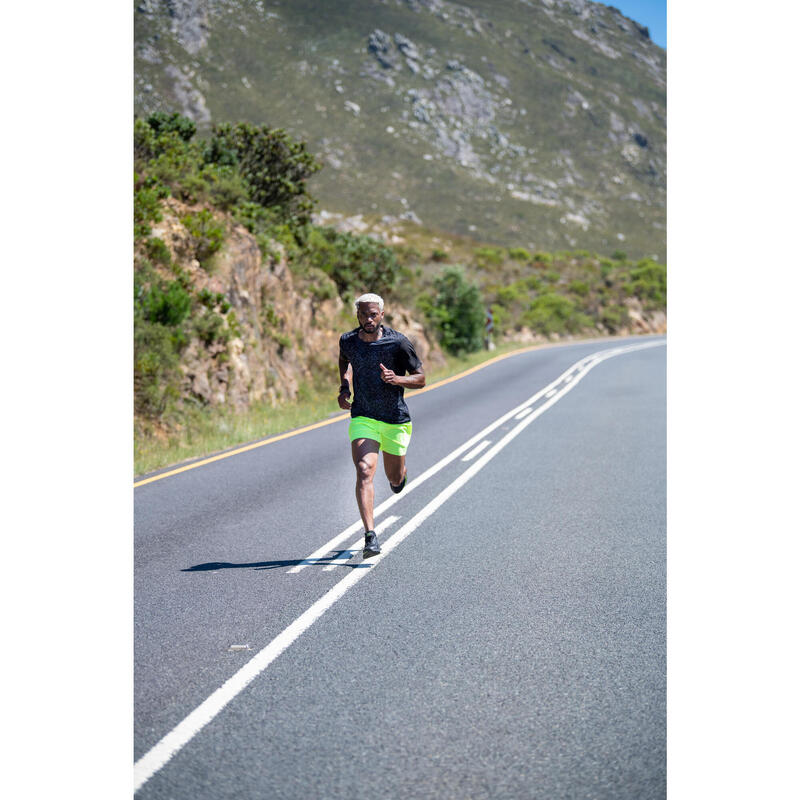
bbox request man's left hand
[379,363,399,385]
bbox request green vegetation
[133,113,666,476]
[418,266,485,355]
[299,226,405,298]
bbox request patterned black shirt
[339,326,423,424]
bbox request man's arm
[338,353,352,409]
[379,363,426,389]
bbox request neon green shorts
[349,416,413,456]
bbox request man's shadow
[182,549,368,572]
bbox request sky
[602,0,667,49]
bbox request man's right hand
[337,388,351,410]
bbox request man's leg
[352,438,380,532]
[383,452,406,489]
[382,421,411,493]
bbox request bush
[508,247,532,261]
[420,266,485,354]
[489,302,510,334]
[145,237,171,266]
[474,246,505,268]
[431,248,449,262]
[140,281,192,327]
[601,305,629,332]
[303,226,402,296]
[181,209,225,267]
[133,180,167,238]
[496,282,528,307]
[145,111,197,142]
[192,308,231,346]
[568,280,590,297]
[134,320,183,418]
[628,259,667,306]
[205,122,321,226]
[523,294,578,335]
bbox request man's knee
[355,458,376,482]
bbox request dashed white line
[462,440,492,461]
[514,407,533,420]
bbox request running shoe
[363,531,381,558]
[389,473,407,494]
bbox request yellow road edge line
[133,342,553,488]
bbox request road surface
[134,336,666,799]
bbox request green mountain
[134,0,665,261]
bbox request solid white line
[133,339,664,792]
[514,407,533,419]
[322,516,400,570]
[545,389,557,398]
[462,440,492,461]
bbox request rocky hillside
[134,0,666,260]
[136,198,444,422]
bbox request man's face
[357,302,384,333]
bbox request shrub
[145,237,171,266]
[431,248,449,262]
[611,249,628,261]
[474,246,505,268]
[496,282,528,307]
[145,111,197,142]
[420,266,485,354]
[140,280,192,327]
[134,320,183,418]
[182,209,225,267]
[303,226,402,296]
[533,252,553,265]
[601,305,629,332]
[523,294,582,335]
[133,181,167,238]
[508,247,532,261]
[205,122,321,225]
[628,260,667,306]
[568,280,590,297]
[192,308,231,346]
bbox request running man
[338,293,426,558]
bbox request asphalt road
[134,335,666,799]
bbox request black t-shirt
[339,325,423,424]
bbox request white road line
[545,389,557,398]
[133,339,665,793]
[322,516,400,570]
[462,440,492,461]
[514,407,533,420]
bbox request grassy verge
[133,336,611,478]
